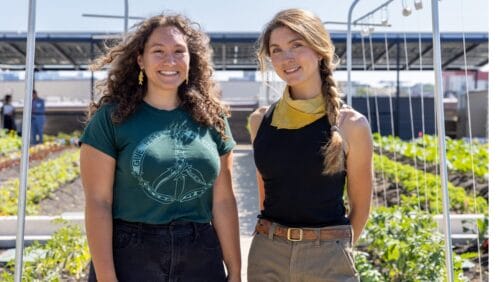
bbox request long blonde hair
[257,8,344,174]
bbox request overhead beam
[477,58,488,67]
[373,41,396,65]
[441,43,480,68]
[49,42,79,68]
[406,43,433,68]
[9,42,40,66]
[7,42,26,57]
[0,32,489,71]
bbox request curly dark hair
[89,13,229,138]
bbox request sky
[1,0,490,86]
[2,0,488,33]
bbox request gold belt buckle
[287,228,303,241]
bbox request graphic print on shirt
[130,121,218,204]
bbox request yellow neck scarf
[271,86,326,129]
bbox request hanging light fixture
[402,0,412,16]
[414,0,423,10]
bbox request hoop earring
[138,69,144,86]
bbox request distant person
[79,13,241,282]
[1,94,16,132]
[247,9,373,281]
[31,89,45,144]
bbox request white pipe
[353,0,395,25]
[346,0,360,106]
[14,0,37,280]
[124,0,129,35]
[431,0,454,280]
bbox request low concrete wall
[13,106,87,136]
[13,104,256,144]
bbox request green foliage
[0,129,22,156]
[354,251,384,282]
[0,131,81,157]
[374,154,488,215]
[1,220,90,281]
[44,131,82,146]
[0,150,80,215]
[477,216,489,241]
[361,206,467,281]
[373,132,489,178]
[459,252,479,260]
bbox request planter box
[433,214,485,243]
[0,212,84,248]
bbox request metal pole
[90,40,95,102]
[14,0,36,280]
[346,0,360,106]
[396,40,400,137]
[431,0,454,280]
[353,0,395,25]
[82,13,144,20]
[324,21,391,27]
[124,0,129,35]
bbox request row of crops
[373,132,488,180]
[360,133,489,281]
[0,130,81,216]
[0,129,489,280]
[0,129,87,280]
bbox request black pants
[88,219,226,282]
[3,115,15,131]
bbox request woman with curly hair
[247,9,373,281]
[80,13,241,282]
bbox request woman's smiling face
[268,26,322,93]
[137,25,190,96]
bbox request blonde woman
[248,9,373,282]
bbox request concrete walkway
[232,145,259,279]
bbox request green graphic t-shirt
[80,102,236,224]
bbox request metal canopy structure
[0,31,488,71]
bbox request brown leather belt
[255,219,351,242]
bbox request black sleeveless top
[253,103,349,227]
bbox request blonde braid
[320,60,345,175]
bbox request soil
[377,149,489,200]
[0,147,489,281]
[38,178,85,215]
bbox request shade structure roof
[0,31,488,71]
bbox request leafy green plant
[354,251,384,282]
[0,150,80,215]
[360,206,467,281]
[373,132,489,178]
[459,252,479,261]
[0,129,22,156]
[374,154,488,215]
[1,220,90,281]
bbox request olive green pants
[247,224,359,282]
